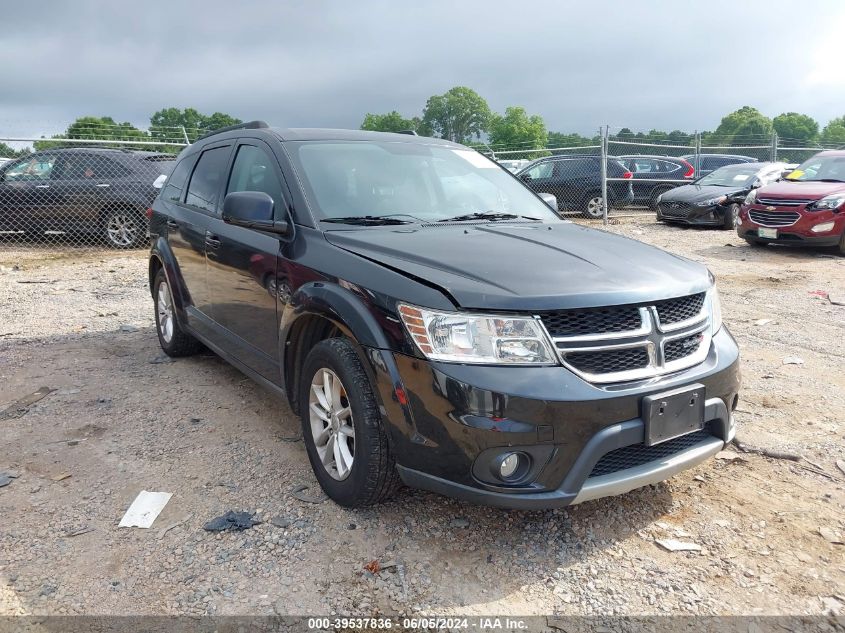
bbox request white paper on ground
[119,491,172,528]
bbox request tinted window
[525,161,553,179]
[185,146,230,212]
[226,145,285,218]
[4,154,56,181]
[163,156,195,203]
[54,155,131,180]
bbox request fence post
[181,126,190,145]
[771,132,778,161]
[694,131,701,177]
[600,125,609,226]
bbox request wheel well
[148,257,162,296]
[284,314,343,414]
[99,202,146,225]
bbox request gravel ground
[0,219,844,618]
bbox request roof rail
[195,120,269,142]
[397,129,418,136]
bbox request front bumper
[368,328,740,510]
[658,201,727,226]
[738,204,845,246]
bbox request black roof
[270,128,459,145]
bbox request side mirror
[520,172,532,181]
[750,180,763,189]
[781,169,795,179]
[152,174,167,190]
[539,192,557,210]
[222,191,291,236]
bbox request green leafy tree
[34,116,150,150]
[547,131,598,147]
[149,107,242,143]
[821,116,845,146]
[713,106,772,142]
[421,86,492,143]
[773,112,819,144]
[360,111,418,133]
[0,142,30,158]
[488,107,548,153]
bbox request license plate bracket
[758,227,778,239]
[642,384,705,446]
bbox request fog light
[811,221,836,233]
[500,453,520,479]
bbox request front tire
[582,193,605,219]
[153,269,202,357]
[723,203,740,230]
[299,338,401,507]
[838,231,845,256]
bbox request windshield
[787,154,845,182]
[696,165,759,187]
[288,141,559,223]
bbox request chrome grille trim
[756,197,814,207]
[748,210,800,228]
[543,299,711,384]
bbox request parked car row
[0,148,175,248]
[512,152,759,217]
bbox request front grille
[664,333,704,363]
[756,197,814,207]
[655,293,705,326]
[659,201,691,218]
[539,306,642,338]
[588,424,714,478]
[748,210,801,227]
[564,347,649,374]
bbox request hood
[661,183,745,204]
[324,222,711,311]
[755,180,845,200]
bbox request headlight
[398,304,556,365]
[700,195,727,207]
[656,194,663,204]
[808,194,845,211]
[744,189,757,205]
[707,287,722,334]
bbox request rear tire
[153,269,202,357]
[103,208,144,249]
[723,203,740,230]
[581,193,605,219]
[299,338,401,507]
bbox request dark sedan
[618,155,696,209]
[657,162,786,229]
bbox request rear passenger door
[206,140,289,383]
[167,143,233,335]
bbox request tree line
[360,87,845,152]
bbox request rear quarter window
[185,147,231,212]
[162,156,195,203]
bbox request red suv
[737,150,845,255]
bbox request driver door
[0,154,57,234]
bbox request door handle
[205,233,222,249]
[166,220,179,230]
[96,183,110,188]
[35,184,50,189]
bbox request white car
[498,159,531,173]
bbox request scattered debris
[450,517,470,529]
[290,484,326,504]
[118,491,173,528]
[203,510,261,532]
[63,526,95,538]
[837,461,845,477]
[277,434,302,443]
[364,560,381,574]
[715,450,746,462]
[0,386,56,421]
[149,354,174,364]
[817,527,844,545]
[830,294,845,306]
[655,539,702,553]
[733,438,801,462]
[808,290,829,298]
[119,324,140,333]
[0,471,20,488]
[782,356,804,365]
[157,515,191,539]
[754,318,773,326]
[51,472,72,482]
[270,516,292,529]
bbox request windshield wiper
[437,211,541,223]
[321,215,412,226]
[802,178,845,183]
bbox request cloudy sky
[2,0,845,141]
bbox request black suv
[516,155,634,217]
[148,122,740,509]
[0,148,174,248]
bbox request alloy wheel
[157,281,174,343]
[586,196,604,218]
[309,368,355,480]
[106,212,139,247]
